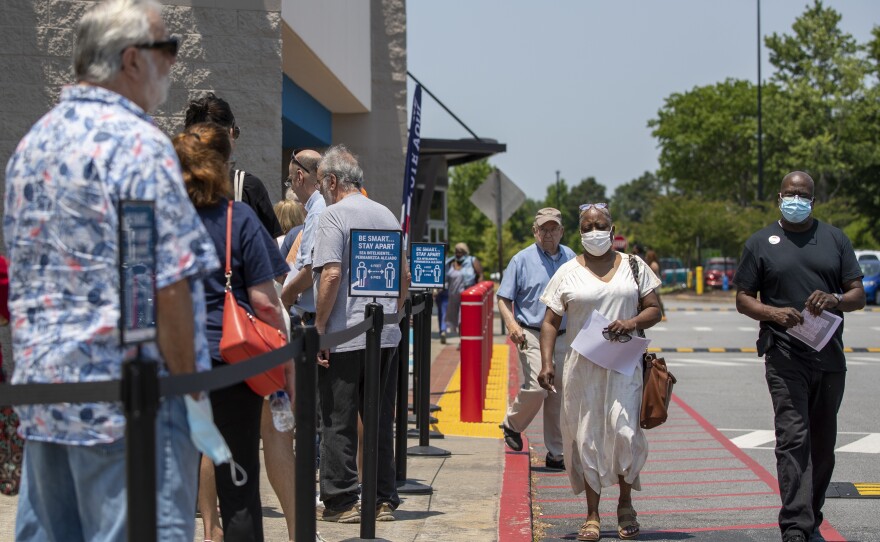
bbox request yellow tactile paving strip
[434,344,509,437]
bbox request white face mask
[581,230,612,256]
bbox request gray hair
[318,144,363,193]
[74,0,161,84]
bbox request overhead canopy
[419,138,507,168]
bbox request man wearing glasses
[4,0,218,540]
[281,148,325,325]
[735,171,864,542]
[498,208,576,470]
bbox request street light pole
[757,0,764,201]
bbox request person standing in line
[538,203,662,541]
[280,149,325,326]
[184,92,283,238]
[734,171,864,542]
[175,122,290,542]
[444,242,483,342]
[498,208,576,471]
[4,1,220,539]
[312,145,406,523]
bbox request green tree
[764,0,869,201]
[648,79,770,205]
[611,171,662,227]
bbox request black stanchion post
[295,326,317,542]
[360,302,383,539]
[407,293,443,440]
[408,294,450,458]
[396,298,432,494]
[122,355,158,542]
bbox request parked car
[703,257,737,289]
[658,257,688,288]
[861,260,880,305]
[854,249,880,262]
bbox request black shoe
[545,453,565,470]
[500,424,522,451]
[810,527,825,542]
[783,531,807,542]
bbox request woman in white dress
[538,203,662,541]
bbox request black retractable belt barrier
[408,293,450,458]
[358,303,383,539]
[123,356,159,542]
[294,326,318,542]
[395,298,432,494]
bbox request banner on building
[400,84,422,250]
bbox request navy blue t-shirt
[198,200,289,361]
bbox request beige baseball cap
[535,207,562,226]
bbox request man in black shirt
[734,171,865,542]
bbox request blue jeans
[16,396,199,542]
[436,290,448,334]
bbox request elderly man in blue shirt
[498,208,576,470]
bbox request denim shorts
[16,396,199,541]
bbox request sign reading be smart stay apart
[349,229,402,298]
[410,242,445,289]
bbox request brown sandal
[617,505,640,539]
[577,519,601,541]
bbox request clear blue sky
[406,0,878,201]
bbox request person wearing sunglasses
[498,208,576,471]
[4,1,219,540]
[734,172,864,542]
[184,93,283,239]
[537,203,662,541]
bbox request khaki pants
[503,327,567,460]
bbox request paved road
[646,299,880,541]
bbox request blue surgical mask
[779,195,812,224]
[184,395,247,487]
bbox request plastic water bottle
[269,391,295,432]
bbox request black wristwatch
[832,293,843,306]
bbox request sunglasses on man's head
[579,203,608,212]
[133,36,179,57]
[290,147,319,174]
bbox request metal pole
[360,303,383,539]
[408,294,450,458]
[295,326,317,542]
[757,0,764,201]
[396,298,433,494]
[495,169,503,280]
[122,353,158,542]
[555,170,561,210]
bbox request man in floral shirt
[3,0,219,540]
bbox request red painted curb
[498,339,532,542]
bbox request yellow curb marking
[434,344,509,438]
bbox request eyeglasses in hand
[602,327,631,343]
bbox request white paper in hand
[569,310,651,376]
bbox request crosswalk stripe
[730,430,777,448]
[835,434,880,454]
[693,326,712,331]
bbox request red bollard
[460,282,491,422]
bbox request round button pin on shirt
[768,235,781,245]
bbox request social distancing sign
[349,229,402,298]
[410,242,445,289]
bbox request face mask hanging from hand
[779,195,812,224]
[184,395,248,487]
[581,230,612,256]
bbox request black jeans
[764,349,846,540]
[318,347,400,511]
[210,367,264,542]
